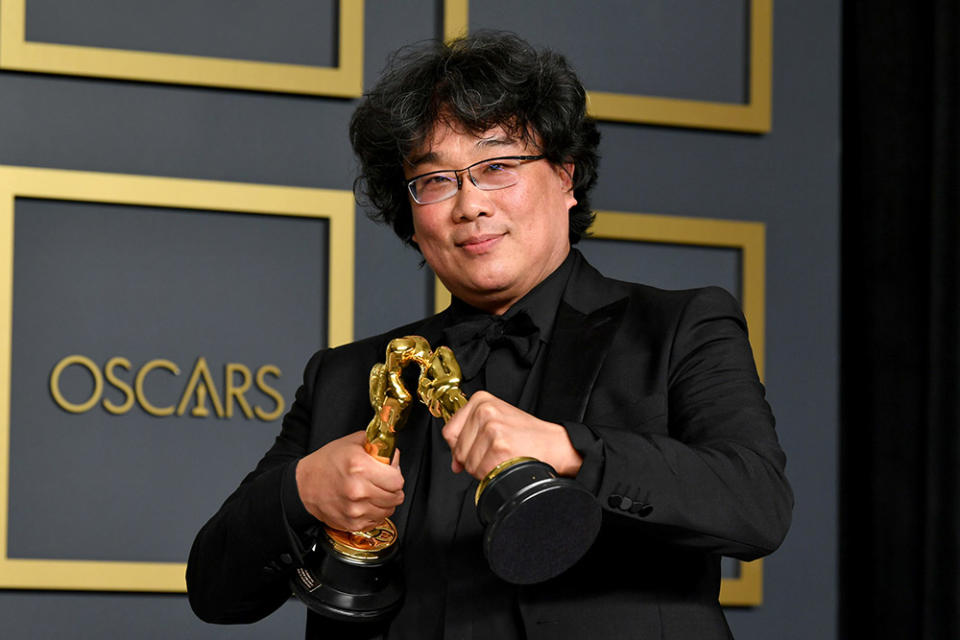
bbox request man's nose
[451,171,490,221]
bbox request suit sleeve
[186,350,325,624]
[565,287,793,560]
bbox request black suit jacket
[187,253,793,639]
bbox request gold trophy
[292,336,601,621]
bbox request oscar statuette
[291,336,601,621]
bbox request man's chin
[455,280,519,313]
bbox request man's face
[405,122,576,314]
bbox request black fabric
[187,253,791,640]
[841,2,960,638]
[392,251,574,640]
[442,311,540,380]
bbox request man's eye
[421,174,454,187]
[481,161,513,173]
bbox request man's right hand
[295,431,405,532]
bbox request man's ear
[559,162,577,211]
[559,162,575,191]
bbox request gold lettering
[51,355,282,420]
[225,363,254,419]
[135,359,180,416]
[103,356,135,415]
[50,355,102,413]
[254,364,285,421]
[177,357,225,418]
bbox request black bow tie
[442,311,540,380]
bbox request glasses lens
[471,160,520,190]
[411,172,457,204]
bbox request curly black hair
[349,31,601,247]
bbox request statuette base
[478,459,602,584]
[290,531,403,622]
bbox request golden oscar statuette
[291,336,601,621]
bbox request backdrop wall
[0,2,839,638]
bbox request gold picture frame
[0,0,364,96]
[433,210,766,606]
[0,165,354,591]
[443,0,773,132]
[588,211,765,381]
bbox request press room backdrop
[0,2,839,638]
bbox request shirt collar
[447,249,577,344]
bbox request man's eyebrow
[476,135,517,150]
[406,151,438,168]
[406,135,519,168]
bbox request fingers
[441,402,466,450]
[331,485,401,531]
[336,484,403,530]
[324,479,403,532]
[441,390,487,473]
[442,391,513,478]
[441,392,582,480]
[296,431,405,531]
[340,439,405,511]
[364,451,405,493]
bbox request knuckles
[342,481,367,502]
[344,504,366,520]
[474,397,502,421]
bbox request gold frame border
[0,0,364,96]
[0,165,354,592]
[588,211,765,382]
[443,0,772,133]
[434,210,765,606]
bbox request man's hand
[295,431,404,532]
[441,391,583,480]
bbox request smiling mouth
[456,233,505,254]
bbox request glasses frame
[406,154,546,204]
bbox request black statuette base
[477,459,602,585]
[290,536,403,622]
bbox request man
[187,32,792,639]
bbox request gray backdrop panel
[26,0,338,67]
[578,238,741,300]
[470,0,748,102]
[9,198,327,563]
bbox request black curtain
[841,1,959,638]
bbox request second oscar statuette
[291,336,601,621]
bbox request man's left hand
[441,391,583,480]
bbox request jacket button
[607,494,623,508]
[632,503,653,517]
[280,553,293,565]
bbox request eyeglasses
[406,155,546,204]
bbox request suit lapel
[535,255,629,424]
[391,253,629,526]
